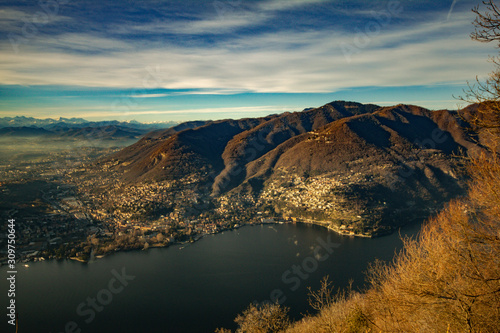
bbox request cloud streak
[258,0,330,12]
[448,0,459,21]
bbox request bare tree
[472,0,500,43]
[307,276,335,312]
[234,303,290,333]
[461,1,500,143]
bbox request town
[0,145,415,265]
[0,147,281,264]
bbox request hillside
[100,101,482,235]
[106,102,374,183]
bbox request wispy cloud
[118,12,268,35]
[0,6,491,95]
[0,7,73,39]
[129,93,170,98]
[258,0,329,12]
[0,1,492,97]
[0,8,71,32]
[0,8,30,19]
[127,90,244,99]
[43,33,134,53]
[113,0,329,36]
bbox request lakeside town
[0,140,438,265]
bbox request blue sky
[0,0,496,122]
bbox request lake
[0,222,422,333]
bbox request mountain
[0,125,148,141]
[0,116,178,131]
[0,116,88,128]
[101,101,483,235]
[107,102,378,183]
[0,126,54,137]
[244,104,478,184]
[0,116,182,145]
[107,117,276,182]
[239,104,480,230]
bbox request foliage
[234,303,290,333]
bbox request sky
[0,0,497,122]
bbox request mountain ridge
[0,116,178,131]
[97,100,483,235]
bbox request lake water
[1,222,422,333]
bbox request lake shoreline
[3,217,421,266]
[0,222,422,333]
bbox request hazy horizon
[0,98,479,124]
